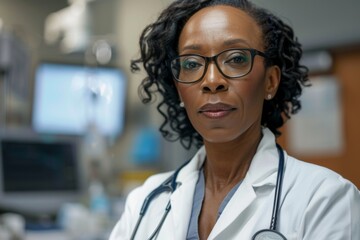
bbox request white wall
[252,0,360,50]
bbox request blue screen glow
[33,63,127,137]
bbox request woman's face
[175,5,279,144]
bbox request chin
[202,131,241,144]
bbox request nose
[201,62,229,93]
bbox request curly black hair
[131,0,309,150]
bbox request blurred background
[0,0,359,239]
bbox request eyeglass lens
[171,49,254,83]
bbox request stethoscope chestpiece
[252,229,287,240]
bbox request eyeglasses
[170,48,267,84]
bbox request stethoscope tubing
[252,144,287,240]
[270,144,285,230]
[130,145,286,240]
[130,160,190,240]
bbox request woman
[110,0,360,239]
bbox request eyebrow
[223,38,250,47]
[181,44,202,51]
[180,38,251,52]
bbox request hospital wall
[278,47,360,188]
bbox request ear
[264,65,281,100]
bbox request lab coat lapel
[208,128,280,239]
[169,148,206,240]
[209,178,257,239]
[170,173,198,240]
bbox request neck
[203,127,262,192]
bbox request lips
[198,103,236,119]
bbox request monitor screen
[32,63,127,138]
[2,140,78,192]
[0,132,84,215]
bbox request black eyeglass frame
[170,48,268,84]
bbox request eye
[180,56,203,71]
[224,51,250,67]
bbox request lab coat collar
[247,127,281,187]
[169,145,205,240]
[170,128,282,240]
[176,127,280,187]
[211,128,282,239]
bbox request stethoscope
[130,144,287,240]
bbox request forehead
[179,5,263,52]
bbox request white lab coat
[109,128,360,240]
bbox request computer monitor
[0,130,84,216]
[32,63,127,138]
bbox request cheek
[239,80,264,105]
[241,66,267,102]
[176,84,197,103]
[234,71,266,105]
[176,85,201,121]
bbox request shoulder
[285,154,358,191]
[282,154,360,238]
[284,155,360,217]
[127,171,174,203]
[284,154,359,199]
[109,171,174,240]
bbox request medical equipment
[252,144,286,240]
[130,144,286,240]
